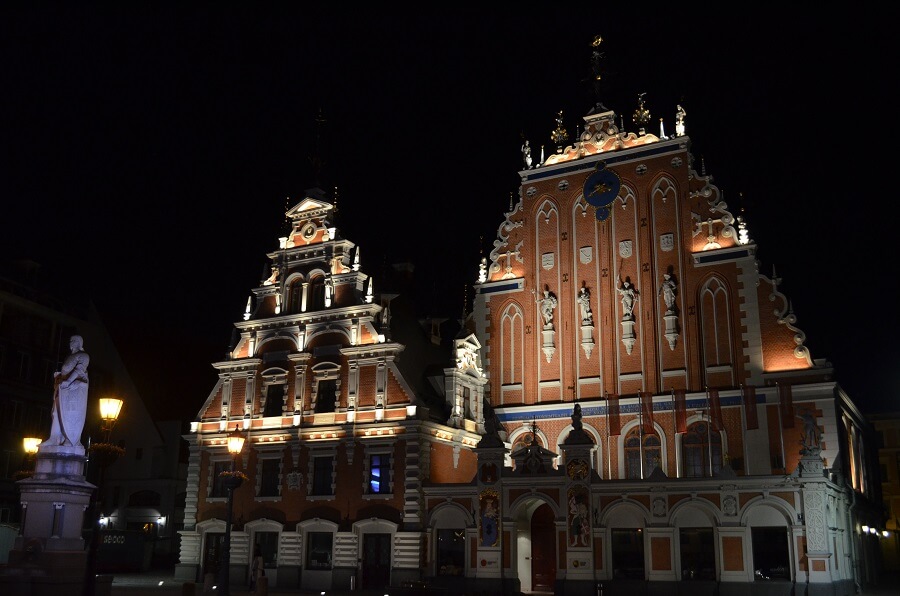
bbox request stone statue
[536,289,558,328]
[675,104,686,137]
[576,286,592,324]
[521,140,533,169]
[659,273,677,314]
[617,276,639,321]
[797,410,821,451]
[42,335,90,449]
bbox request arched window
[624,428,661,479]
[288,279,305,313]
[682,422,722,477]
[308,275,326,311]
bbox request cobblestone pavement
[108,569,900,596]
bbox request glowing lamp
[862,525,869,533]
[99,398,124,423]
[23,437,41,455]
[226,426,245,456]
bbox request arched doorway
[531,503,555,592]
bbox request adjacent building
[0,259,186,568]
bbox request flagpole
[776,383,786,473]
[605,391,611,479]
[670,388,676,477]
[740,384,750,476]
[638,394,645,479]
[705,386,713,477]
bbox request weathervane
[550,110,569,154]
[589,34,608,111]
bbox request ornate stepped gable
[194,189,420,428]
[477,104,820,405]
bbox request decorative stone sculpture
[41,335,90,450]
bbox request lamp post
[219,425,246,596]
[83,397,124,596]
[15,437,41,481]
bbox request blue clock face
[583,163,620,221]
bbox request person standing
[250,547,265,593]
[42,334,90,448]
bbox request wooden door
[531,503,556,592]
[362,533,391,589]
[202,532,224,578]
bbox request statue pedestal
[663,313,679,350]
[620,318,636,354]
[580,324,594,358]
[0,448,97,595]
[541,327,555,362]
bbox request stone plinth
[0,448,97,596]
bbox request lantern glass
[99,398,124,423]
[227,426,245,455]
[23,437,41,454]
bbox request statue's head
[70,335,84,351]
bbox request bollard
[181,581,196,596]
[256,575,269,596]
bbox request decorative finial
[508,192,513,212]
[243,296,252,321]
[365,277,374,303]
[551,110,569,154]
[737,204,750,246]
[632,93,650,136]
[659,117,666,139]
[478,257,487,284]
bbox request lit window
[369,454,391,494]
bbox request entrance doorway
[362,533,391,589]
[202,532,224,579]
[531,504,556,592]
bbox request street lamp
[219,424,246,596]
[83,397,124,596]
[13,437,42,481]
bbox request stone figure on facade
[617,276,639,321]
[42,335,90,449]
[675,104,686,136]
[659,273,677,314]
[576,286,592,324]
[797,410,821,452]
[536,288,558,329]
[521,139,532,169]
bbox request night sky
[2,7,895,420]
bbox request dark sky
[2,7,895,419]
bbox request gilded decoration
[479,488,500,547]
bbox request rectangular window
[369,454,391,494]
[17,351,31,381]
[264,384,285,417]
[306,531,333,570]
[314,380,337,413]
[611,528,645,580]
[260,459,280,497]
[312,456,333,496]
[752,527,790,580]
[1,450,12,479]
[679,528,715,580]
[436,529,465,576]
[211,461,230,498]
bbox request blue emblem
[583,162,620,221]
